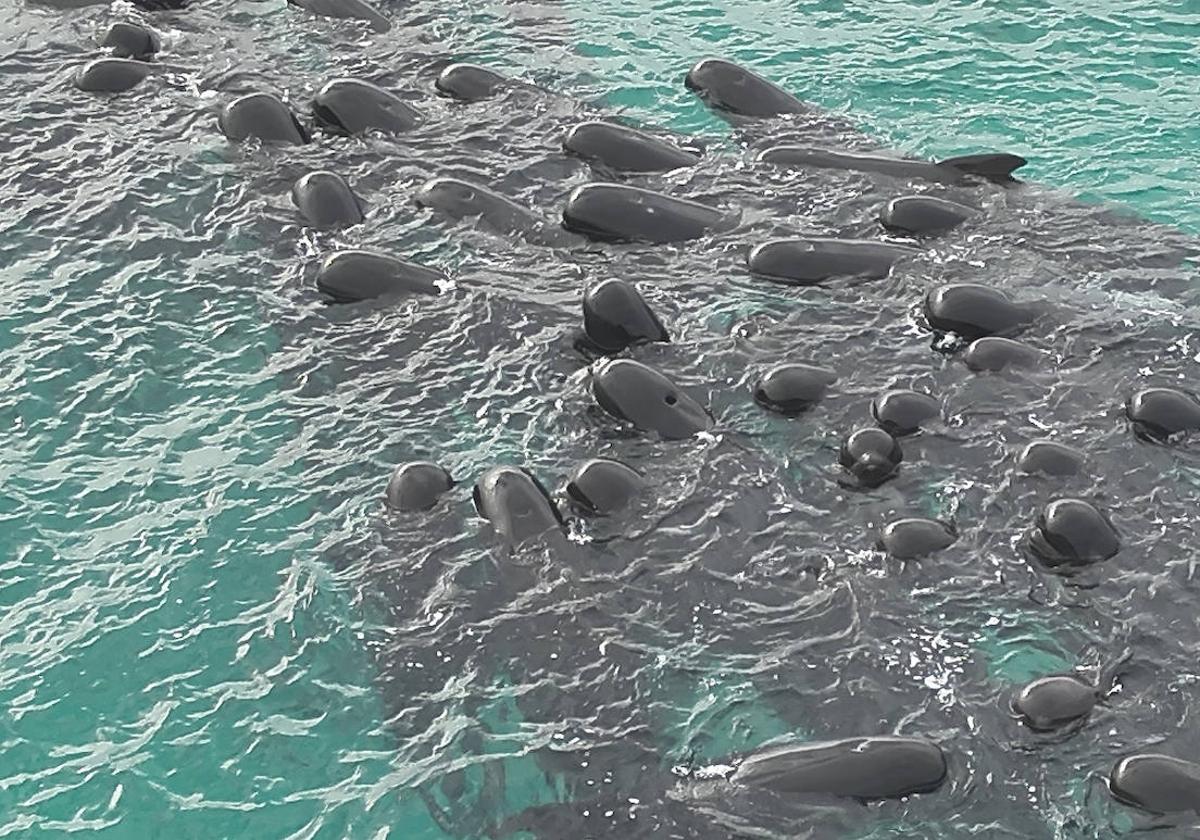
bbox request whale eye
[664,393,677,405]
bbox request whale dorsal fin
[938,153,1028,183]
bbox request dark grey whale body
[385,462,454,512]
[752,363,837,414]
[292,171,364,227]
[287,0,389,32]
[590,358,712,439]
[562,183,733,244]
[1026,498,1119,568]
[563,121,701,172]
[416,177,570,245]
[435,63,510,101]
[75,58,153,93]
[880,195,976,234]
[315,250,442,302]
[684,57,811,118]
[219,93,310,145]
[313,78,423,135]
[565,458,644,516]
[748,238,916,285]
[1109,754,1200,814]
[877,518,956,559]
[102,22,160,61]
[579,279,669,355]
[726,737,948,800]
[1126,387,1200,442]
[473,466,564,546]
[1012,674,1099,731]
[759,146,1027,185]
[840,428,903,488]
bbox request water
[1,0,1198,838]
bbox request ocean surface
[1,0,1198,838]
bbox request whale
[1109,754,1200,814]
[415,177,571,246]
[101,22,160,61]
[287,0,389,32]
[877,518,956,559]
[925,284,1031,340]
[962,337,1043,372]
[563,121,701,173]
[292,171,365,228]
[759,146,1028,185]
[752,363,837,414]
[1017,440,1085,477]
[880,195,976,235]
[472,466,564,546]
[871,389,940,436]
[748,238,917,285]
[578,278,669,355]
[312,78,423,135]
[1026,498,1119,568]
[1125,387,1200,442]
[385,462,454,512]
[564,458,644,516]
[724,736,948,800]
[1012,674,1098,731]
[839,427,902,488]
[218,93,310,145]
[315,250,442,302]
[562,183,734,244]
[74,58,153,93]
[434,63,510,101]
[590,359,712,439]
[684,58,811,118]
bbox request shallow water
[1,0,1199,838]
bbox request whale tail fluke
[939,153,1028,183]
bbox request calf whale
[434,63,510,101]
[315,250,442,302]
[74,58,153,93]
[759,146,1028,185]
[313,78,423,135]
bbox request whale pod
[1109,754,1200,814]
[1013,674,1097,731]
[74,58,152,93]
[562,183,731,244]
[753,363,837,414]
[435,63,509,101]
[219,93,310,145]
[1018,440,1085,477]
[102,22,160,60]
[315,250,442,302]
[385,462,454,512]
[1126,387,1200,442]
[563,121,701,173]
[757,146,1027,185]
[684,58,810,118]
[565,458,644,516]
[871,389,939,436]
[581,279,669,354]
[287,0,389,32]
[839,428,902,488]
[1027,498,1119,568]
[729,737,947,800]
[473,466,564,545]
[878,518,956,559]
[590,359,712,439]
[880,195,975,235]
[963,337,1043,372]
[313,78,423,135]
[292,171,365,227]
[925,284,1030,340]
[748,238,916,285]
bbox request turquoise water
[1,0,1197,837]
